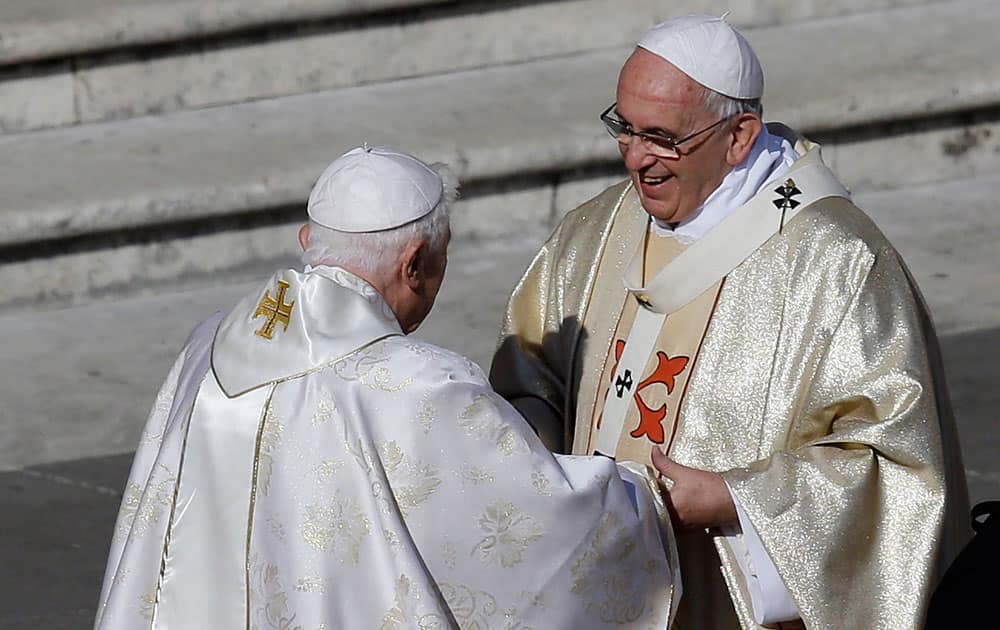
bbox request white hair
[301,162,459,276]
[701,86,763,119]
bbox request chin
[639,199,682,223]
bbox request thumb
[650,446,677,476]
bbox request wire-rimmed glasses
[600,102,730,158]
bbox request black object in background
[925,501,1000,628]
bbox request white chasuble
[96,265,680,630]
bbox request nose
[621,136,657,172]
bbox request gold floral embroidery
[531,472,552,496]
[294,576,328,594]
[314,460,344,481]
[569,512,655,625]
[114,465,176,542]
[438,583,536,630]
[301,491,371,563]
[311,387,338,426]
[266,513,287,543]
[139,384,175,445]
[379,441,441,517]
[138,582,157,621]
[455,463,495,486]
[248,554,303,629]
[258,403,284,496]
[380,575,448,630]
[415,392,436,434]
[441,538,457,570]
[384,529,402,549]
[459,394,529,457]
[334,345,413,392]
[472,501,545,568]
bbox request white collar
[651,125,799,243]
[212,265,401,397]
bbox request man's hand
[651,447,738,531]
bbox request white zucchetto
[637,14,764,99]
[307,145,444,232]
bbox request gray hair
[302,163,459,276]
[701,86,763,120]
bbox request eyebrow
[613,108,677,138]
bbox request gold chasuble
[491,130,970,629]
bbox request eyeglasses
[600,102,730,158]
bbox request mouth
[640,174,672,186]
[637,172,674,194]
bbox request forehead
[616,48,706,123]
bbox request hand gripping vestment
[490,131,970,629]
[95,265,679,629]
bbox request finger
[650,446,676,476]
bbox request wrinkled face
[616,49,735,224]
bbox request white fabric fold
[723,483,801,625]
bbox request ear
[298,224,311,252]
[399,237,429,291]
[726,114,763,166]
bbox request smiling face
[616,48,737,224]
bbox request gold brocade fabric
[490,160,971,628]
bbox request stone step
[0,0,997,311]
[0,0,443,64]
[1,171,997,471]
[0,0,947,133]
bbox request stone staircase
[1,0,996,313]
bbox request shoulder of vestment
[555,178,632,236]
[335,335,489,387]
[777,195,901,270]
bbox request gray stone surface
[854,175,1000,336]
[0,0,980,132]
[0,0,450,64]
[823,117,1000,193]
[0,0,946,132]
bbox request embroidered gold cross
[253,280,295,340]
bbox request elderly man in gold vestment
[490,14,970,629]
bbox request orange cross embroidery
[609,339,689,444]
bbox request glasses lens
[642,135,679,158]
[603,117,627,140]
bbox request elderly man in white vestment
[490,14,970,630]
[95,146,681,629]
